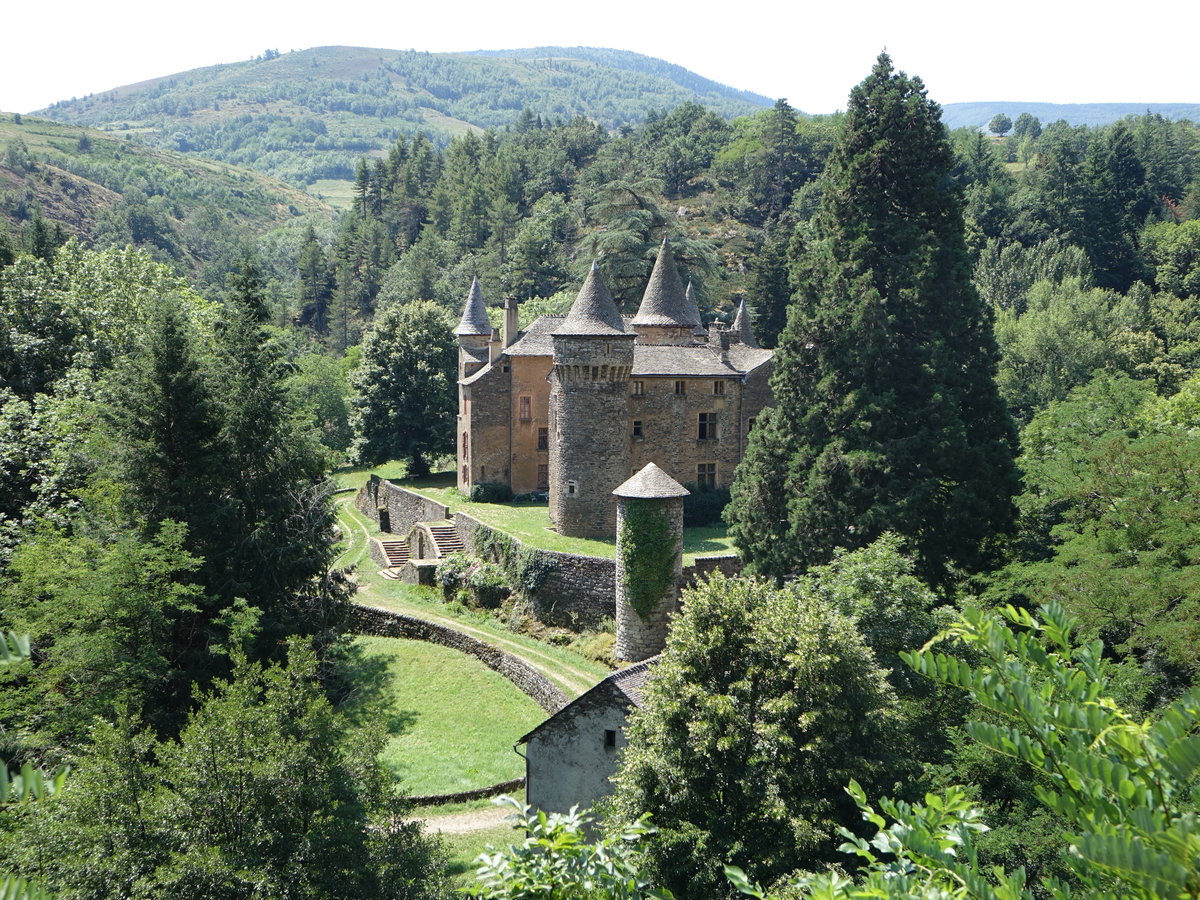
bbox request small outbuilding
[517,657,657,815]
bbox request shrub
[681,483,729,526]
[434,552,473,602]
[468,481,513,503]
[465,560,510,609]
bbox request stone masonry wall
[350,604,569,714]
[355,476,450,534]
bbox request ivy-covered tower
[613,463,688,662]
[549,265,635,538]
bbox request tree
[1012,112,1042,140]
[467,798,671,900]
[1,644,451,899]
[611,573,901,899]
[728,603,1200,900]
[349,300,456,475]
[988,113,1012,136]
[727,53,1019,586]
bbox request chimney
[503,295,519,348]
[488,328,502,363]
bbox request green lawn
[403,471,737,564]
[341,636,545,797]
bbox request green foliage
[469,482,515,504]
[728,54,1019,586]
[349,300,456,475]
[728,603,1200,900]
[680,483,729,527]
[466,797,672,900]
[1142,219,1200,298]
[612,573,901,898]
[472,526,558,597]
[617,500,677,621]
[988,114,1013,136]
[1,644,451,900]
[435,553,476,602]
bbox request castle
[455,239,774,538]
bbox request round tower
[613,463,689,662]
[549,264,635,538]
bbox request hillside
[34,46,772,188]
[0,112,333,287]
[942,101,1200,130]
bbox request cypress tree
[728,54,1019,587]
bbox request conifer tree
[728,54,1019,586]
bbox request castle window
[502,364,511,373]
[632,420,643,438]
[537,464,549,490]
[567,480,578,496]
[632,381,644,396]
[461,465,469,485]
[519,395,532,421]
[461,432,469,455]
[604,729,617,749]
[537,427,549,451]
[697,463,717,488]
[698,412,718,440]
[713,380,726,396]
[674,380,686,395]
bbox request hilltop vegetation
[0,113,333,293]
[35,46,771,186]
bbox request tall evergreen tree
[727,54,1019,587]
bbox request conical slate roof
[686,282,706,337]
[558,264,627,336]
[731,297,760,348]
[454,277,492,335]
[613,462,690,499]
[632,238,701,328]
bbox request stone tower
[549,265,635,538]
[613,463,689,662]
[454,276,492,376]
[630,238,702,345]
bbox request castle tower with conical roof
[730,297,760,348]
[549,265,636,538]
[630,238,702,345]
[613,463,688,661]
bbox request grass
[340,635,545,797]
[402,471,737,564]
[441,818,522,885]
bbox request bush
[682,483,729,526]
[434,553,473,602]
[465,560,510,609]
[468,481,513,503]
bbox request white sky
[3,0,1196,116]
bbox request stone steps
[428,523,465,556]
[379,539,410,567]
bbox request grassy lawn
[401,471,737,564]
[341,636,545,797]
[441,818,522,886]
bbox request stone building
[456,239,774,538]
[517,656,656,816]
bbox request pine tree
[728,54,1019,587]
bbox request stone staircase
[379,538,410,579]
[428,522,466,557]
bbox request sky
[3,0,1196,116]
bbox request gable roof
[631,238,701,328]
[517,656,658,745]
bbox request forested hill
[943,101,1200,130]
[467,47,774,108]
[34,46,772,187]
[0,113,333,291]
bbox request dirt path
[419,804,516,835]
[336,496,600,698]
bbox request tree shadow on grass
[328,638,418,736]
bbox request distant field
[341,635,545,796]
[307,178,356,210]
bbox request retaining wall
[350,604,569,714]
[356,476,449,534]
